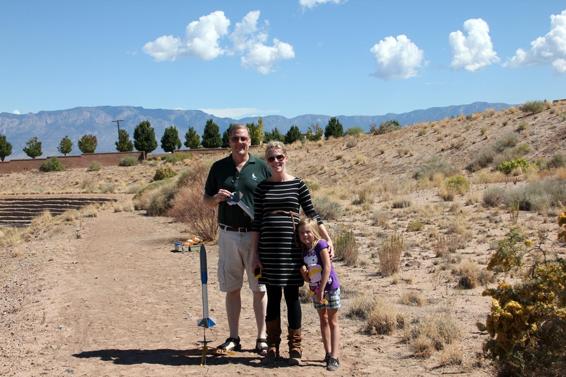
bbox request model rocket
[197,244,216,329]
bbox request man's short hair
[229,124,249,137]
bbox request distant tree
[285,125,303,144]
[161,125,181,153]
[306,123,323,141]
[202,119,222,148]
[23,136,42,159]
[184,127,200,149]
[374,120,401,135]
[115,129,134,152]
[78,134,98,153]
[134,120,158,158]
[58,136,73,156]
[324,117,344,139]
[222,128,230,148]
[265,127,284,142]
[247,118,264,146]
[0,134,13,162]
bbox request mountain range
[0,102,511,159]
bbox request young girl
[297,218,341,372]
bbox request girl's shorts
[314,288,341,310]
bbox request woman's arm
[318,224,334,259]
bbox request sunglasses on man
[267,154,285,163]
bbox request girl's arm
[316,247,332,303]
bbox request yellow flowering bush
[482,214,566,376]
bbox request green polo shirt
[204,154,270,228]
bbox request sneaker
[255,338,268,356]
[323,352,331,364]
[215,337,241,354]
[327,357,340,371]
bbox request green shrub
[440,175,470,201]
[406,220,424,232]
[163,151,193,163]
[119,156,138,166]
[496,158,530,175]
[153,165,177,181]
[87,161,101,172]
[483,187,506,207]
[313,196,342,220]
[547,153,565,169]
[346,127,364,136]
[334,228,358,266]
[413,157,458,180]
[39,157,64,172]
[519,100,546,114]
[494,133,518,153]
[466,148,495,172]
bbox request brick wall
[0,148,236,174]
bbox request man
[204,124,270,355]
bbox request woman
[251,141,333,366]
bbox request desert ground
[1,101,565,376]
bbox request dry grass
[404,314,461,357]
[399,291,426,306]
[378,233,404,276]
[364,301,405,335]
[438,344,464,366]
[346,295,379,320]
[334,228,358,266]
[167,163,217,241]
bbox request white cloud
[200,107,269,118]
[370,35,424,79]
[143,10,230,61]
[449,18,499,71]
[143,35,184,62]
[230,10,267,53]
[300,0,344,9]
[241,39,295,75]
[143,10,294,74]
[12,110,21,115]
[185,11,231,60]
[507,9,566,73]
[231,11,295,74]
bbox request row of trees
[0,117,402,161]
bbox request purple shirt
[303,239,340,291]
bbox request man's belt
[219,224,251,232]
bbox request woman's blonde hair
[295,217,322,251]
[264,141,287,159]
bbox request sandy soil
[0,206,498,377]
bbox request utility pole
[113,119,124,135]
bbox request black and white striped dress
[252,178,322,287]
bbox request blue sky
[1,0,565,118]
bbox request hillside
[0,102,510,158]
[1,101,565,377]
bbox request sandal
[215,337,241,354]
[255,338,268,356]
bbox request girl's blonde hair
[264,141,287,159]
[295,217,323,251]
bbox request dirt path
[1,209,492,376]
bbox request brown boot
[287,327,302,366]
[262,319,281,366]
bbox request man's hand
[214,189,232,204]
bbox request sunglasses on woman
[267,154,285,163]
